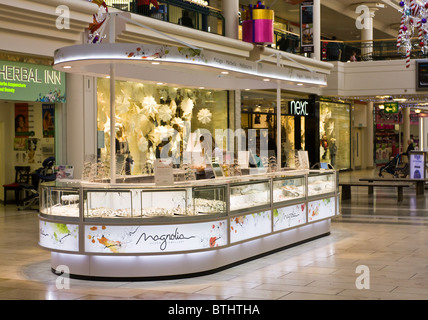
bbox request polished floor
[0,169,427,300]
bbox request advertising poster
[14,103,29,137]
[409,152,425,180]
[300,1,314,53]
[42,103,55,137]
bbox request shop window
[96,79,228,176]
[319,102,350,170]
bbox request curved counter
[39,169,340,280]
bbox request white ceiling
[239,0,402,40]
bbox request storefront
[241,91,317,168]
[0,56,66,203]
[318,98,351,170]
[374,103,419,166]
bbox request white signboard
[409,152,425,180]
[273,204,306,231]
[85,220,228,254]
[154,158,174,186]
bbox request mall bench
[360,177,428,196]
[339,181,411,202]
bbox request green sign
[0,60,66,102]
[384,102,399,113]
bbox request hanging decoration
[397,0,428,68]
[241,2,274,45]
[88,0,108,44]
[197,108,212,124]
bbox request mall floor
[0,169,428,300]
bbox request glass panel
[141,189,189,217]
[192,185,226,216]
[85,190,133,218]
[40,187,79,218]
[272,176,305,203]
[319,102,350,170]
[230,180,270,211]
[96,79,228,179]
[308,172,335,196]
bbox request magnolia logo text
[135,228,196,251]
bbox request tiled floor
[0,169,428,300]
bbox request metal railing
[321,38,428,62]
[105,0,225,36]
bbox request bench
[339,181,411,202]
[360,177,428,196]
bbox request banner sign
[300,1,314,53]
[0,60,66,102]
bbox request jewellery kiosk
[40,18,338,279]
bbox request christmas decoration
[397,0,428,68]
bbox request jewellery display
[40,171,337,220]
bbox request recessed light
[105,76,111,79]
[63,66,72,69]
[263,78,270,82]
[151,61,160,65]
[297,83,303,86]
[245,89,251,91]
[157,82,164,85]
[221,71,229,75]
[199,87,205,89]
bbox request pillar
[222,0,239,39]
[366,102,374,168]
[356,4,381,59]
[403,107,410,148]
[65,74,97,179]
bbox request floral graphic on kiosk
[39,221,79,251]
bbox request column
[366,102,374,168]
[222,0,239,39]
[312,0,321,60]
[65,73,97,179]
[356,4,380,60]
[403,107,410,148]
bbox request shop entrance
[241,111,308,168]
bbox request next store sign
[0,60,66,102]
[288,100,312,116]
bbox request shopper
[400,139,414,178]
[137,0,159,17]
[329,138,337,167]
[350,51,357,62]
[179,10,194,28]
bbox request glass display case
[40,184,80,218]
[229,179,270,212]
[307,171,335,197]
[39,169,339,279]
[272,175,305,204]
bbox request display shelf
[39,169,340,279]
[307,171,335,197]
